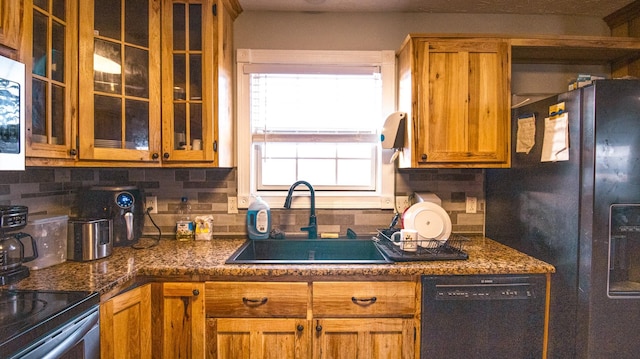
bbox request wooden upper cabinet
[0,0,22,50]
[75,0,240,165]
[160,0,240,165]
[78,0,162,162]
[24,0,78,160]
[397,36,511,168]
[161,0,214,163]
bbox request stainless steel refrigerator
[486,79,640,359]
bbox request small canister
[67,218,113,261]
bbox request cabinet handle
[152,152,159,160]
[315,323,322,332]
[163,152,170,159]
[297,324,304,332]
[351,296,377,305]
[213,140,218,152]
[69,148,77,156]
[421,153,427,161]
[193,289,200,296]
[242,297,268,306]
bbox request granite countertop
[3,236,554,299]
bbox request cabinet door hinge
[212,4,217,16]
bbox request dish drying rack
[373,228,469,261]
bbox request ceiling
[238,0,635,18]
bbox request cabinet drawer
[313,281,416,317]
[205,282,308,318]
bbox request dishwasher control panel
[434,283,536,300]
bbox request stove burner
[0,297,47,328]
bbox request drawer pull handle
[242,297,268,306]
[351,296,377,305]
[297,324,304,332]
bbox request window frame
[236,49,396,210]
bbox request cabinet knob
[152,152,159,160]
[192,289,200,296]
[297,324,304,332]
[163,152,170,159]
[315,324,322,332]
[421,153,427,161]
[69,149,77,156]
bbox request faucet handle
[300,225,318,240]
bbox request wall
[0,167,483,238]
[235,12,613,97]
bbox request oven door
[9,305,99,359]
[0,55,26,171]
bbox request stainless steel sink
[225,239,392,264]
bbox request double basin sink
[226,238,392,264]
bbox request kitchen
[1,0,640,358]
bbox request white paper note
[541,112,569,162]
[516,115,536,154]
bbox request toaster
[67,218,113,261]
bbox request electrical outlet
[147,196,158,214]
[228,197,238,214]
[466,196,477,214]
[395,196,410,213]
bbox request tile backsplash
[0,167,484,239]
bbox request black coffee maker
[77,186,145,247]
[0,205,38,285]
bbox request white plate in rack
[403,202,452,246]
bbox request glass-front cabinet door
[161,0,215,162]
[78,0,161,162]
[26,0,77,159]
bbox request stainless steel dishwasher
[421,275,546,359]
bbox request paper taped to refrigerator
[541,112,569,162]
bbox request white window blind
[250,71,381,191]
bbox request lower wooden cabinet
[205,281,418,359]
[161,282,206,358]
[100,280,418,359]
[208,318,310,358]
[100,284,152,359]
[313,318,415,359]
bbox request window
[237,49,396,209]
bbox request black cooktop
[0,289,99,357]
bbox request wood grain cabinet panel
[313,281,416,318]
[162,282,206,358]
[0,0,22,50]
[205,281,308,318]
[208,318,311,359]
[100,284,153,359]
[397,35,511,168]
[313,318,415,359]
